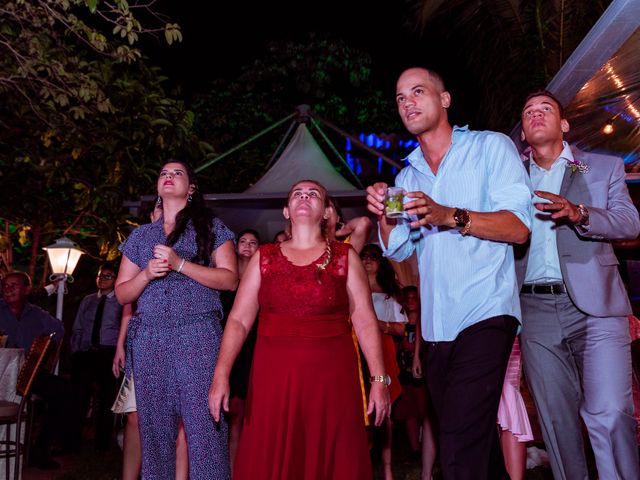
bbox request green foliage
[406,0,612,131]
[192,35,400,192]
[0,0,181,123]
[0,0,201,279]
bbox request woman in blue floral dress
[116,160,238,479]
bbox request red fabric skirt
[381,333,402,404]
[234,313,372,480]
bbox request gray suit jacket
[515,146,640,317]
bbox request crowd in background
[1,64,640,480]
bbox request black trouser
[31,372,82,454]
[424,315,518,480]
[70,347,118,450]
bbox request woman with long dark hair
[115,160,238,479]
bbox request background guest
[497,338,533,480]
[0,271,77,469]
[326,197,373,425]
[326,197,373,254]
[273,229,290,243]
[399,285,437,479]
[70,262,121,451]
[361,243,406,480]
[222,228,260,473]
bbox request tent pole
[309,117,364,189]
[195,113,297,173]
[312,114,403,169]
[265,119,299,171]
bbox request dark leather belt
[521,283,566,295]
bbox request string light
[602,119,614,135]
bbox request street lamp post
[43,237,84,321]
[43,237,84,374]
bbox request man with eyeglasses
[70,262,122,451]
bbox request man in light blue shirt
[516,90,640,480]
[366,67,531,480]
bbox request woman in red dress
[209,180,390,480]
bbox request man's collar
[529,141,573,170]
[451,124,469,138]
[97,290,115,299]
[405,125,469,167]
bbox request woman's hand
[144,257,171,280]
[112,345,126,377]
[412,353,423,379]
[367,382,391,426]
[153,244,182,271]
[208,374,230,422]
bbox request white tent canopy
[200,122,371,242]
[125,107,393,242]
[244,124,357,194]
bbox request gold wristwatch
[453,208,472,235]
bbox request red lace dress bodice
[257,242,350,337]
[234,241,372,480]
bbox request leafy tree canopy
[192,34,402,192]
[405,0,611,132]
[0,0,208,281]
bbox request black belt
[521,283,566,295]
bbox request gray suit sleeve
[580,156,640,240]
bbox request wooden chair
[0,334,54,480]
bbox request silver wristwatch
[370,374,392,387]
[576,204,590,226]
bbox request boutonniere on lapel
[566,158,590,174]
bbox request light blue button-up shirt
[524,141,574,284]
[380,126,532,342]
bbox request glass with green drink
[384,186,405,218]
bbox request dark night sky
[145,1,480,127]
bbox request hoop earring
[187,193,193,203]
[156,196,162,207]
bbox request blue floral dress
[120,216,234,479]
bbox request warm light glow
[604,63,640,122]
[604,63,624,89]
[43,237,84,275]
[603,120,614,135]
[625,95,640,121]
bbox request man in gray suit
[516,90,640,480]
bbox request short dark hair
[98,262,116,275]
[399,67,447,92]
[273,230,288,242]
[237,228,261,244]
[523,89,564,117]
[328,197,344,223]
[402,285,418,295]
[1,271,31,287]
